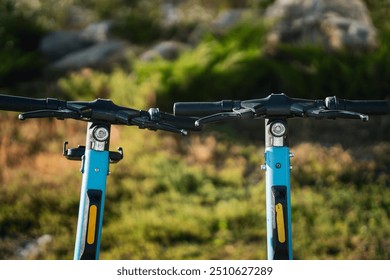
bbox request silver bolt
[270,122,287,137]
[93,126,109,141]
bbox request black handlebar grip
[158,112,201,131]
[173,100,239,116]
[343,100,389,115]
[326,97,389,115]
[0,93,63,112]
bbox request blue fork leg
[74,149,109,259]
[265,146,293,260]
[74,122,110,260]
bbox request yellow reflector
[87,205,98,245]
[276,203,286,243]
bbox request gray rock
[39,31,96,61]
[40,21,113,62]
[140,41,189,61]
[81,20,113,43]
[18,234,53,259]
[52,41,129,70]
[212,9,247,30]
[265,0,378,51]
[160,3,183,27]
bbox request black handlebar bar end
[325,96,389,115]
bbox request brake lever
[130,116,188,136]
[195,108,255,127]
[195,112,241,126]
[306,109,369,121]
[18,109,80,121]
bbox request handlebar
[0,94,65,112]
[0,93,200,135]
[174,94,389,126]
[324,96,389,115]
[173,100,241,116]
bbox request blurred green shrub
[58,67,154,108]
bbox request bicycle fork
[63,122,123,260]
[263,119,293,260]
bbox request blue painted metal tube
[73,122,111,260]
[265,146,293,260]
[74,149,109,259]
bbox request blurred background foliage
[0,0,389,259]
